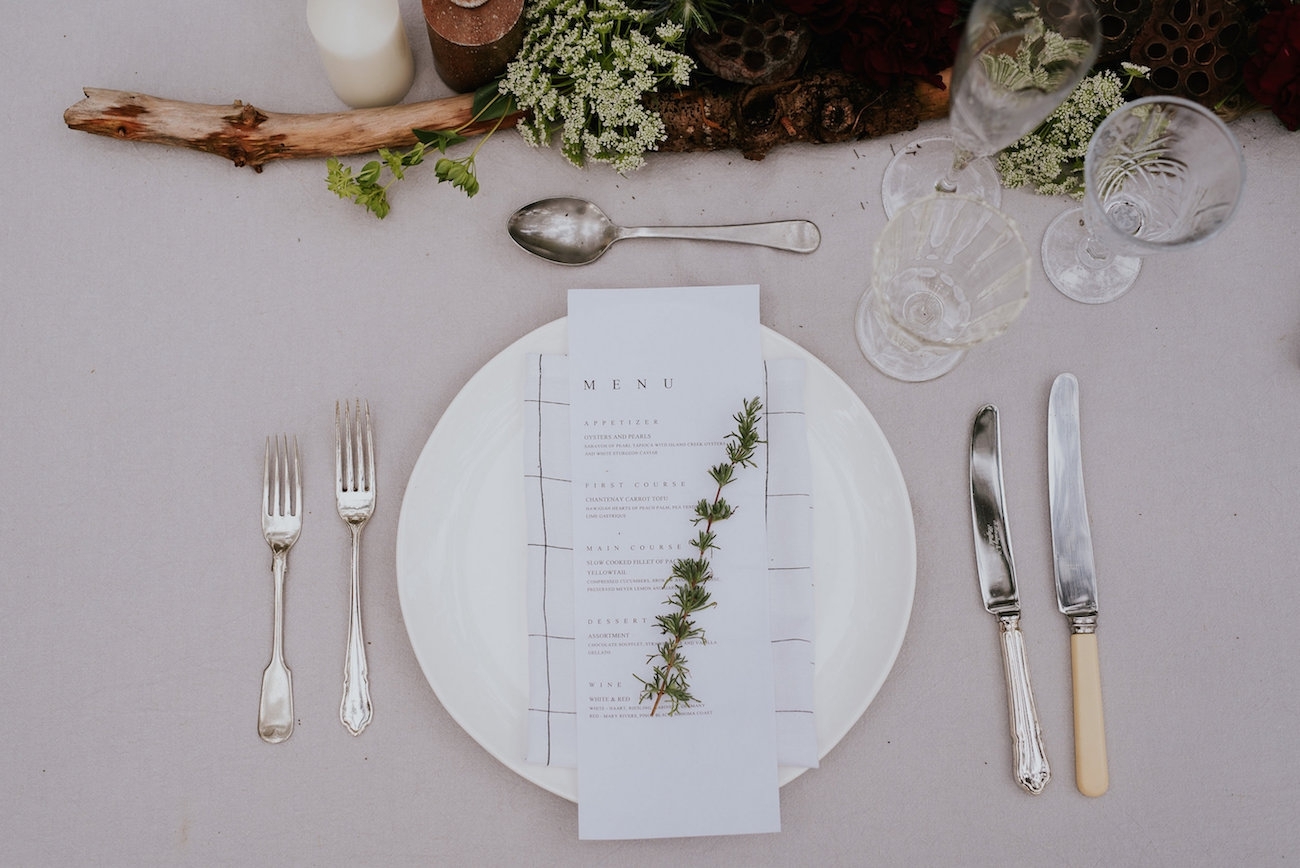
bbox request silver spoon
[507,197,820,265]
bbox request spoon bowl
[507,197,820,265]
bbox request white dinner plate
[396,318,915,801]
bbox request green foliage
[635,397,764,716]
[325,147,424,220]
[725,396,763,466]
[324,82,516,219]
[687,528,718,553]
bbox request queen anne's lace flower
[501,0,694,173]
[996,67,1143,198]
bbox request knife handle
[998,615,1051,795]
[1070,631,1109,796]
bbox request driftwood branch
[62,88,516,171]
[63,75,948,170]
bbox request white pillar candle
[307,0,416,108]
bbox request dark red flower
[1243,3,1300,131]
[780,0,960,90]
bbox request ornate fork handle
[341,521,373,735]
[336,400,375,735]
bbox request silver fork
[337,400,375,735]
[259,435,301,744]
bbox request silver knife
[1048,373,1109,797]
[970,404,1051,795]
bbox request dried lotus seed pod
[690,5,812,85]
[1128,0,1254,110]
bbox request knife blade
[1048,373,1109,797]
[970,404,1051,795]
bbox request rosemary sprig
[637,396,764,716]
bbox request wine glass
[880,0,1101,218]
[855,195,1031,382]
[1042,96,1246,304]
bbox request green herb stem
[324,82,517,219]
[638,396,763,716]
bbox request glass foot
[880,136,1002,218]
[1041,207,1142,304]
[854,289,965,382]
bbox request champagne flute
[1041,96,1246,304]
[880,0,1101,218]
[855,195,1030,382]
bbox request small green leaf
[325,159,358,196]
[356,187,390,219]
[380,148,407,179]
[400,142,428,167]
[470,79,518,120]
[414,128,468,152]
[356,160,383,186]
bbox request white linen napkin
[524,353,817,769]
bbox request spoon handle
[620,220,820,253]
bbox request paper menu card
[567,285,781,839]
[523,354,818,770]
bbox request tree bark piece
[63,76,948,169]
[650,70,949,160]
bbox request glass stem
[1079,228,1114,269]
[936,147,977,194]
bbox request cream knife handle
[1070,630,1109,796]
[999,615,1051,794]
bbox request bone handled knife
[970,404,1051,795]
[1048,373,1109,797]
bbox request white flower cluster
[996,65,1146,198]
[501,0,695,173]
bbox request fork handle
[259,551,294,744]
[341,524,373,735]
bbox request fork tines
[263,434,301,518]
[335,400,374,495]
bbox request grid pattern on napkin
[523,353,817,768]
[524,353,578,767]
